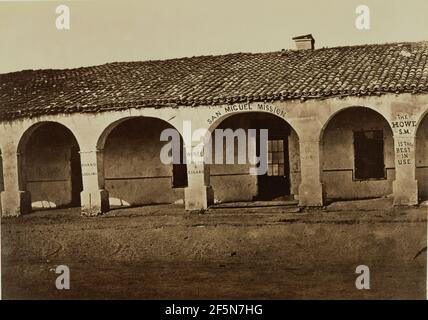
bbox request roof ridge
[1,40,427,76]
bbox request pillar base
[393,180,418,206]
[184,186,214,211]
[0,190,31,217]
[81,189,109,216]
[298,183,324,207]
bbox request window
[172,163,188,188]
[267,139,285,176]
[172,143,188,188]
[354,130,385,180]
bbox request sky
[0,0,427,73]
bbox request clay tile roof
[1,41,427,121]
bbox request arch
[98,116,188,208]
[97,116,183,150]
[319,105,393,142]
[416,111,428,201]
[17,121,82,211]
[321,106,394,201]
[208,109,299,138]
[97,117,138,151]
[206,111,301,203]
[416,108,428,135]
[18,121,81,155]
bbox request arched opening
[416,112,428,202]
[18,122,83,211]
[99,117,187,208]
[321,107,394,201]
[208,112,300,203]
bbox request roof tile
[1,41,428,120]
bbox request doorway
[255,119,291,200]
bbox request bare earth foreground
[1,198,427,299]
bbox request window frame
[266,139,286,177]
[352,129,387,181]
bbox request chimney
[292,34,315,50]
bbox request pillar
[184,162,213,211]
[79,149,109,216]
[392,135,418,205]
[0,143,31,216]
[298,139,324,206]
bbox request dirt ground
[1,198,427,299]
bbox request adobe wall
[322,108,395,200]
[24,123,77,209]
[208,112,300,203]
[416,113,428,200]
[103,117,184,206]
[209,114,256,202]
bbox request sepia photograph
[0,0,427,306]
